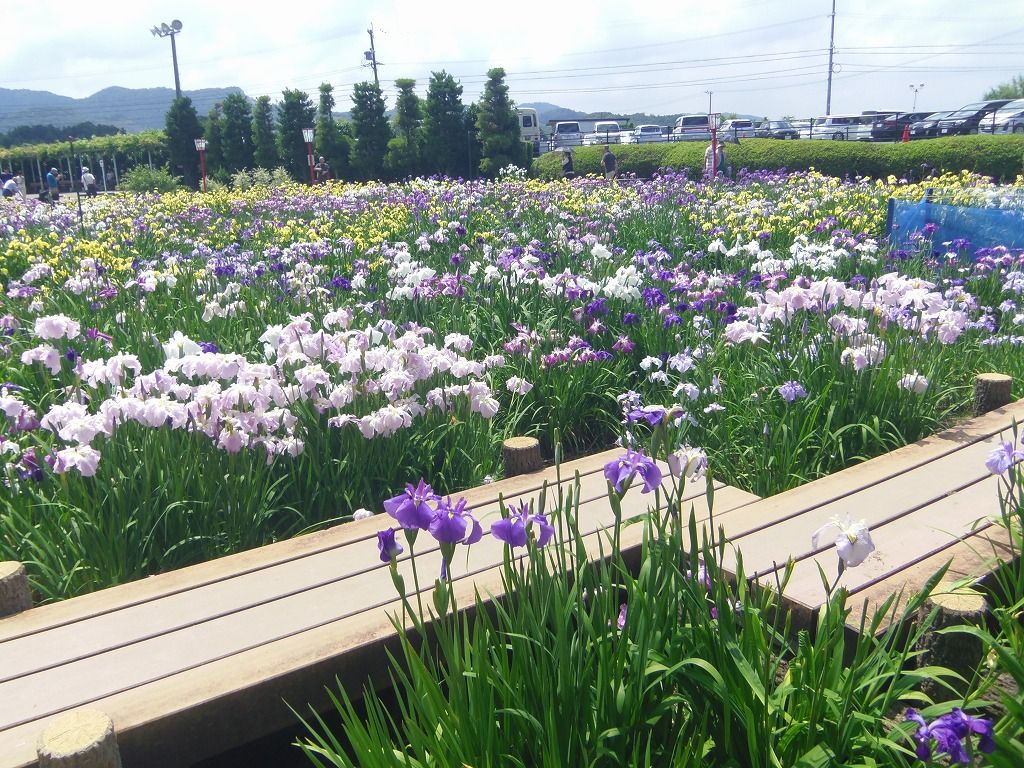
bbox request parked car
[754,120,800,139]
[719,119,756,140]
[869,111,932,141]
[623,124,661,144]
[936,100,1013,136]
[810,114,876,141]
[583,121,623,145]
[552,121,584,147]
[979,98,1024,134]
[673,113,714,141]
[910,111,953,139]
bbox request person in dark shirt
[601,145,618,180]
[561,148,575,180]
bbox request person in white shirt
[81,167,98,197]
[2,176,22,200]
[704,141,727,179]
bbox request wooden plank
[758,475,1004,624]
[843,523,1017,632]
[0,483,760,768]
[0,449,620,643]
[715,427,1009,580]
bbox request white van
[810,114,877,141]
[673,114,716,141]
[552,121,584,147]
[517,108,540,143]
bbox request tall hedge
[532,136,1024,181]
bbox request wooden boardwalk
[0,399,1021,766]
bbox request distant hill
[0,86,247,133]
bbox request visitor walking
[81,167,98,198]
[704,141,727,179]
[46,167,61,203]
[601,145,618,180]
[561,148,575,180]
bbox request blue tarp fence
[886,189,1024,252]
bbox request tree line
[165,68,526,188]
[0,122,124,149]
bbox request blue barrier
[886,190,1024,252]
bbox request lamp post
[302,128,315,185]
[151,20,184,99]
[194,138,207,192]
[909,83,924,112]
[704,90,713,116]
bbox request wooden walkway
[0,399,1021,766]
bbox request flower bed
[0,169,1022,601]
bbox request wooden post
[974,373,1013,415]
[0,561,33,618]
[916,587,988,701]
[37,710,122,768]
[502,437,543,477]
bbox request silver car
[979,98,1024,134]
[719,119,756,140]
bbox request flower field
[1,168,1023,602]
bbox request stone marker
[0,561,33,618]
[974,373,1013,415]
[38,710,122,768]
[502,436,543,477]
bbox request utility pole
[366,24,380,88]
[825,0,836,115]
[705,90,713,115]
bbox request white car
[809,114,877,141]
[632,124,665,143]
[979,98,1024,134]
[583,121,623,145]
[719,119,756,140]
[552,121,584,147]
[673,113,714,141]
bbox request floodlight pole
[152,21,184,99]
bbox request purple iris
[905,708,994,763]
[603,450,663,494]
[777,381,808,403]
[625,406,667,426]
[383,479,439,530]
[490,501,554,549]
[428,496,482,545]
[377,528,404,562]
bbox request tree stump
[0,561,33,618]
[38,710,122,768]
[502,437,543,477]
[916,587,988,701]
[974,373,1013,415]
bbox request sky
[3,0,1024,120]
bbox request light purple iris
[603,450,663,494]
[490,501,554,549]
[777,380,808,402]
[383,478,439,530]
[985,440,1024,476]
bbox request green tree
[464,102,483,179]
[983,74,1024,100]
[314,83,350,181]
[276,88,317,181]
[350,82,391,180]
[252,95,279,170]
[203,103,225,176]
[385,79,422,177]
[475,68,520,177]
[164,96,203,188]
[421,71,467,177]
[221,93,254,173]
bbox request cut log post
[37,710,122,768]
[502,437,543,477]
[974,373,1013,415]
[0,561,33,618]
[915,586,988,701]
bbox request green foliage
[221,93,254,173]
[314,83,350,181]
[163,96,203,188]
[350,81,392,180]
[383,136,418,179]
[0,122,123,148]
[532,136,1024,180]
[421,70,469,177]
[252,95,279,171]
[117,164,181,193]
[203,102,225,175]
[476,68,521,177]
[276,89,317,182]
[984,74,1024,101]
[390,79,422,176]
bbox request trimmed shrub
[117,165,181,193]
[532,136,1024,181]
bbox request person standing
[561,148,575,180]
[46,167,61,203]
[704,141,726,179]
[105,168,116,191]
[81,167,97,198]
[601,144,618,180]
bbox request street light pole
[909,83,924,111]
[302,128,315,185]
[194,138,208,192]
[705,90,713,115]
[151,20,184,99]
